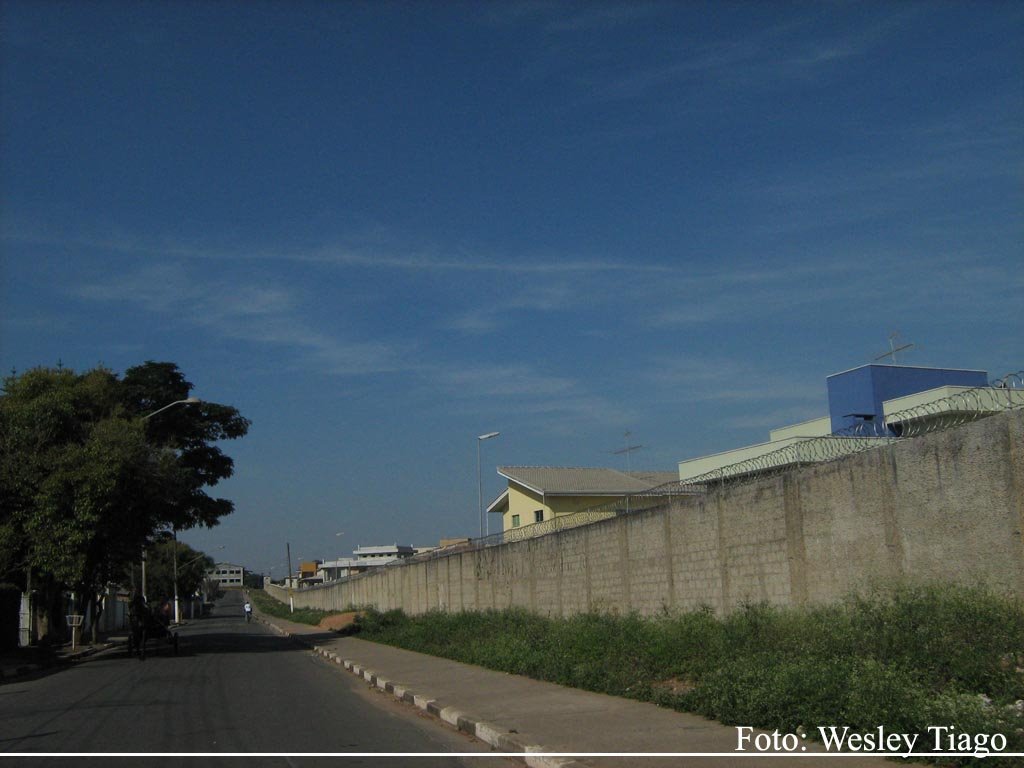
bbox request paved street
[0,592,509,767]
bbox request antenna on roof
[874,331,914,364]
[612,431,644,472]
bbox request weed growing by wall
[249,587,341,626]
[349,583,1024,765]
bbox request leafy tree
[0,367,132,638]
[122,362,250,530]
[202,576,223,605]
[138,534,215,606]
[0,362,249,642]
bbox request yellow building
[488,466,679,533]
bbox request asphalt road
[0,591,511,767]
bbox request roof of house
[496,466,679,497]
[353,544,415,556]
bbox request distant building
[297,560,323,586]
[317,558,358,581]
[353,544,416,562]
[410,539,471,557]
[437,537,471,550]
[207,562,244,588]
[316,545,416,582]
[488,467,679,533]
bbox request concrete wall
[271,410,1023,616]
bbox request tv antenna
[874,332,914,364]
[612,431,643,472]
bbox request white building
[316,545,417,582]
[207,562,245,588]
[353,544,416,562]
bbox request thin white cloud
[437,364,576,399]
[646,356,822,406]
[72,263,411,377]
[480,1,664,33]
[429,361,638,431]
[292,245,674,276]
[542,3,665,34]
[2,228,671,277]
[70,262,634,431]
[588,6,920,103]
[442,284,578,335]
[724,405,829,432]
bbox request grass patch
[249,587,343,626]
[349,584,1024,765]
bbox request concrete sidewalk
[256,610,896,768]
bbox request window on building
[512,514,520,528]
[534,510,544,523]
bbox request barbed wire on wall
[682,368,1023,486]
[681,434,899,486]
[885,370,1023,438]
[294,369,1023,587]
[376,370,1024,563]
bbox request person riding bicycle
[243,600,252,622]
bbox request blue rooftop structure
[826,364,988,434]
[679,360,998,482]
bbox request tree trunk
[90,591,103,644]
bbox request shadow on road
[153,629,338,657]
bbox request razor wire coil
[296,369,1023,579]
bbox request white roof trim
[486,488,510,514]
[826,363,986,379]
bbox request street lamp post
[477,432,500,538]
[139,396,201,603]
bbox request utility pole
[286,542,294,613]
[172,528,180,624]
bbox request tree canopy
[139,534,216,606]
[0,361,250,609]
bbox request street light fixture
[477,432,500,538]
[142,396,201,421]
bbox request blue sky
[2,1,1021,576]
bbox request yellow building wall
[502,484,622,531]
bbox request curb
[258,616,587,768]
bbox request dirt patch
[318,611,360,631]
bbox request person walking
[243,599,252,623]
